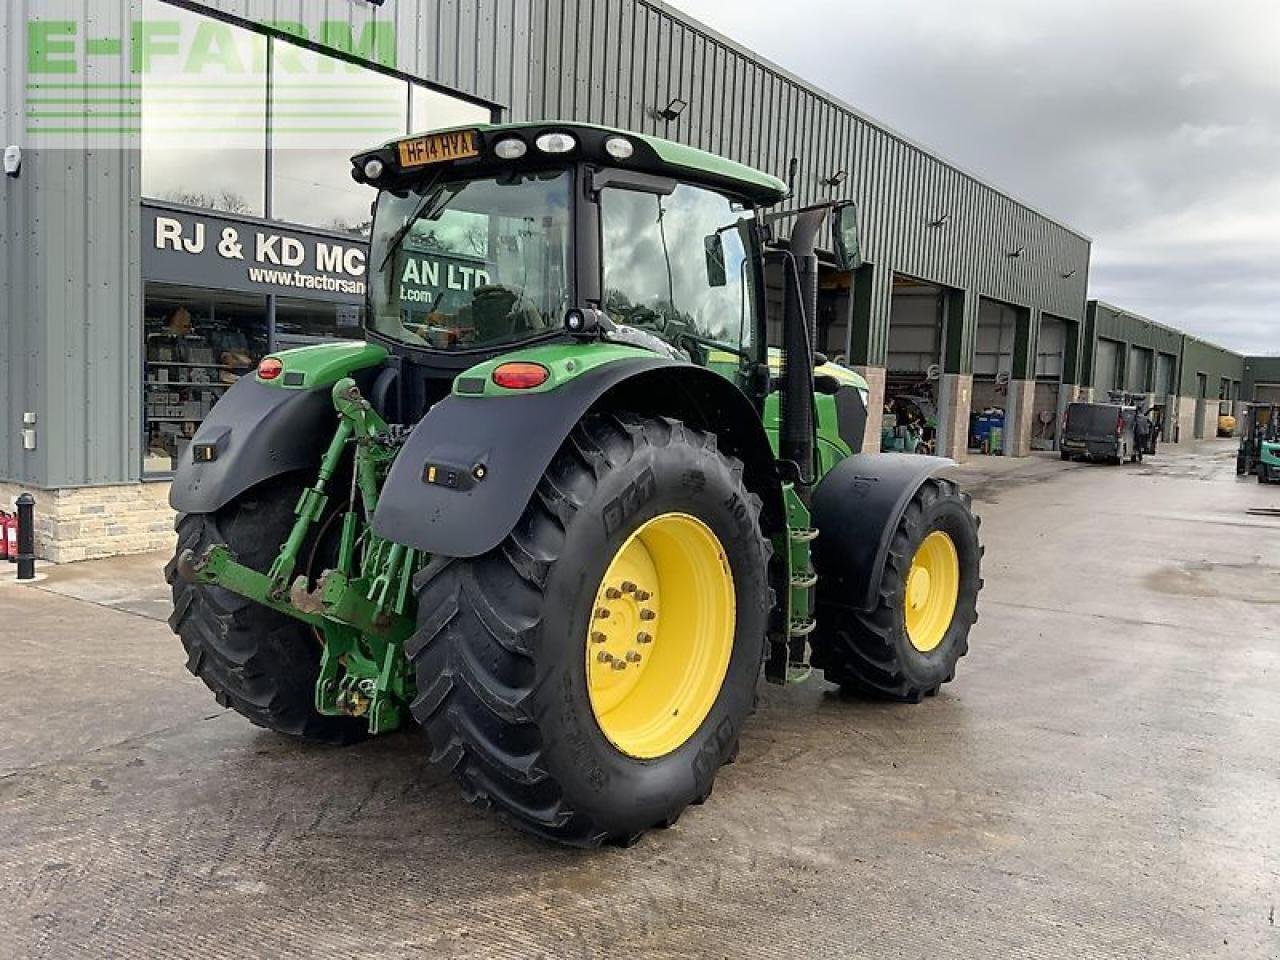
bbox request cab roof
[353,121,789,206]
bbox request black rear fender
[810,453,955,613]
[168,370,377,516]
[370,359,783,558]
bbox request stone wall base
[1174,396,1198,445]
[1199,403,1220,441]
[0,481,174,564]
[936,373,972,462]
[1003,379,1036,457]
[852,365,886,453]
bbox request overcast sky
[673,0,1280,355]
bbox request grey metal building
[1080,301,1255,443]
[2,0,1093,560]
[1244,357,1280,405]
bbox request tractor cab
[352,124,788,417]
[351,123,865,451]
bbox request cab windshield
[368,169,571,350]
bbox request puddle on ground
[1143,559,1280,603]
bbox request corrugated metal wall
[1180,338,1244,398]
[1244,356,1280,399]
[2,0,531,488]
[1,0,143,487]
[4,0,1092,487]
[191,0,532,109]
[1091,301,1183,357]
[524,0,1092,367]
[1083,301,1247,397]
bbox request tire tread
[811,477,981,701]
[407,412,766,847]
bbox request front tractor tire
[408,413,771,847]
[165,475,366,745]
[811,477,982,701]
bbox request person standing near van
[1134,406,1152,462]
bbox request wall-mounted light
[658,97,687,121]
[1061,268,1078,279]
[1006,246,1025,259]
[823,169,847,187]
[928,213,950,227]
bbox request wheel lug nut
[605,587,622,599]
[637,632,653,644]
[620,581,636,593]
[625,651,642,663]
[611,660,627,671]
[597,651,614,663]
[591,631,607,644]
[595,607,611,619]
[639,609,656,621]
[634,590,651,601]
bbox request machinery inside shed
[884,275,949,453]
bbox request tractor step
[789,527,819,543]
[789,570,817,589]
[788,616,816,637]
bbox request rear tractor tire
[810,477,982,701]
[408,413,771,847]
[166,475,366,745]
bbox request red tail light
[492,362,550,390]
[258,357,283,381]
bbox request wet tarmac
[2,440,1277,958]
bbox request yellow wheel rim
[904,530,960,653]
[585,512,736,760]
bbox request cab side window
[599,184,757,355]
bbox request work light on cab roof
[350,121,789,204]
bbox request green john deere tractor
[167,122,982,846]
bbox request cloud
[672,0,1280,354]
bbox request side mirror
[704,232,727,288]
[831,202,862,271]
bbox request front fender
[371,356,676,557]
[810,453,955,612]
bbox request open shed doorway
[816,259,855,360]
[1194,373,1209,439]
[1094,339,1122,396]
[885,274,947,454]
[1034,314,1070,451]
[971,298,1020,453]
[1154,351,1177,440]
[763,256,859,361]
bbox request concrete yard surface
[2,440,1277,959]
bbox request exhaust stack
[779,208,827,502]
